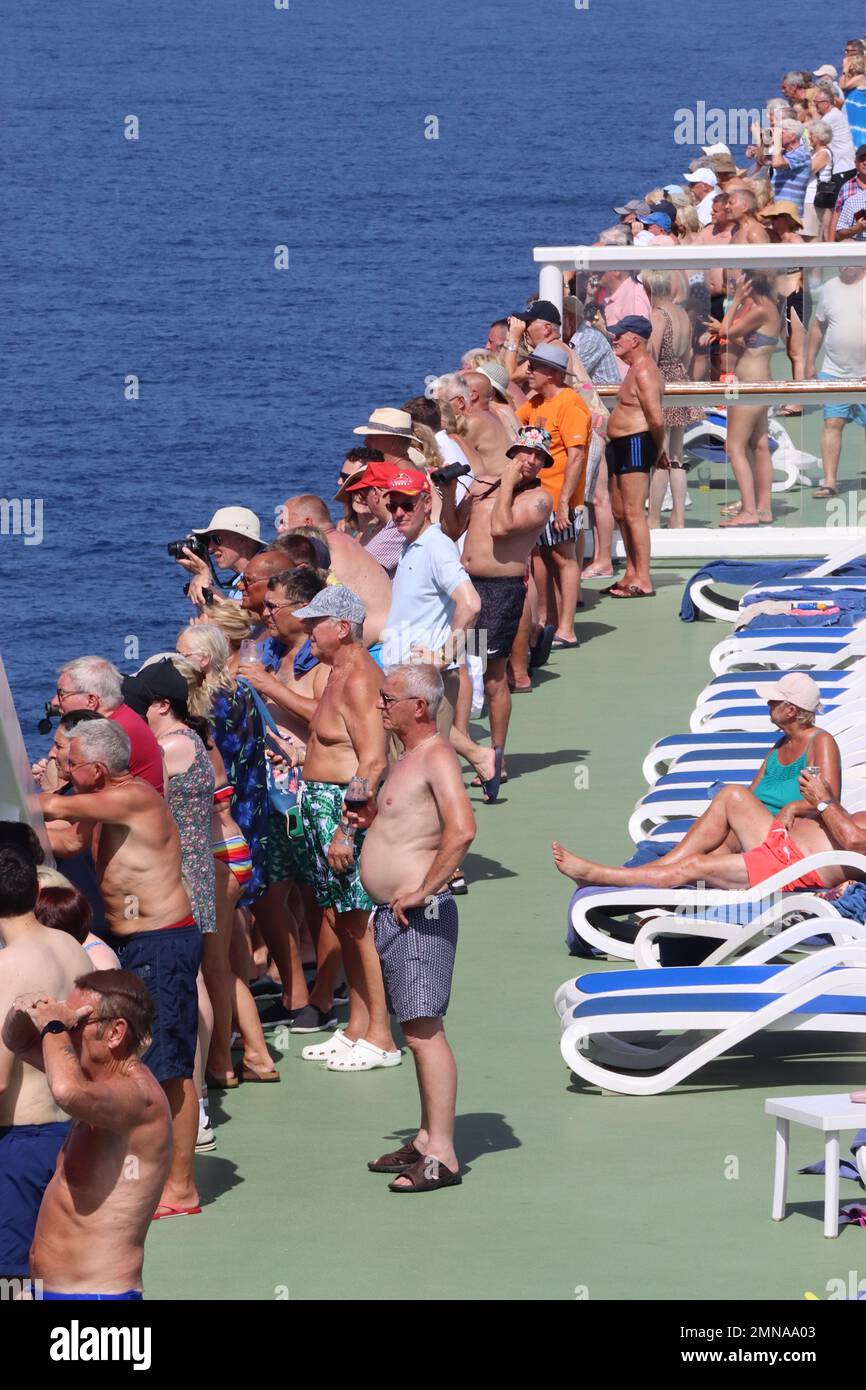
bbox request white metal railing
[529,241,866,560]
[534,241,866,318]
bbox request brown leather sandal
[388,1156,462,1193]
[368,1140,423,1173]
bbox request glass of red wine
[344,775,369,817]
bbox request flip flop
[551,637,580,649]
[302,1030,354,1062]
[480,745,503,804]
[470,771,509,786]
[508,683,532,694]
[326,1038,402,1072]
[528,623,555,671]
[205,1071,239,1090]
[388,1156,462,1194]
[608,586,655,598]
[813,486,839,499]
[239,1065,281,1083]
[152,1203,202,1220]
[368,1140,423,1174]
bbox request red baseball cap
[342,461,430,498]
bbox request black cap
[136,659,189,707]
[511,299,561,327]
[653,198,678,223]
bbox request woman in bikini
[644,270,703,529]
[705,271,781,527]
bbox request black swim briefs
[606,432,655,477]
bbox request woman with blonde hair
[705,269,781,526]
[643,268,703,529]
[176,622,268,901]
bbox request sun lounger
[567,850,866,962]
[681,537,866,623]
[710,631,866,677]
[555,922,866,1017]
[642,702,866,782]
[558,949,866,1096]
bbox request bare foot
[551,841,596,886]
[719,513,760,528]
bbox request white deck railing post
[538,263,564,319]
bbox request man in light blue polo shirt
[380,466,502,802]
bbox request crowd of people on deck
[2,36,866,1301]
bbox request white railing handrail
[534,243,866,272]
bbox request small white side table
[765,1093,866,1239]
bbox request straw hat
[758,200,803,227]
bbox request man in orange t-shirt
[516,344,591,649]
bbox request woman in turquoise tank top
[633,674,839,866]
[551,675,843,890]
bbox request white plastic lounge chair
[630,908,863,970]
[642,701,866,782]
[558,960,866,1097]
[555,921,866,1017]
[709,629,866,677]
[628,772,866,843]
[567,850,866,963]
[694,667,866,711]
[686,536,866,623]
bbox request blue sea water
[2,0,862,754]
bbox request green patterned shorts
[300,781,373,915]
[265,810,312,888]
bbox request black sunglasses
[386,496,420,513]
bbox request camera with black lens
[430,462,472,486]
[37,701,61,736]
[167,533,210,562]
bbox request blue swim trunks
[367,642,385,670]
[42,1290,144,1300]
[108,922,202,1082]
[819,371,866,426]
[0,1122,70,1275]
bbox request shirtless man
[39,718,201,1220]
[238,567,342,1033]
[288,585,398,1073]
[359,664,476,1192]
[694,193,733,379]
[728,187,771,246]
[0,842,90,1285]
[279,495,391,649]
[3,969,171,1299]
[440,426,553,769]
[439,371,513,479]
[604,316,667,598]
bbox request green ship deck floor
[144,537,866,1301]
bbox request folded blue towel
[680,561,866,622]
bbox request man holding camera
[173,505,266,607]
[380,467,501,801]
[440,427,554,770]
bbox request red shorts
[743,823,824,891]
